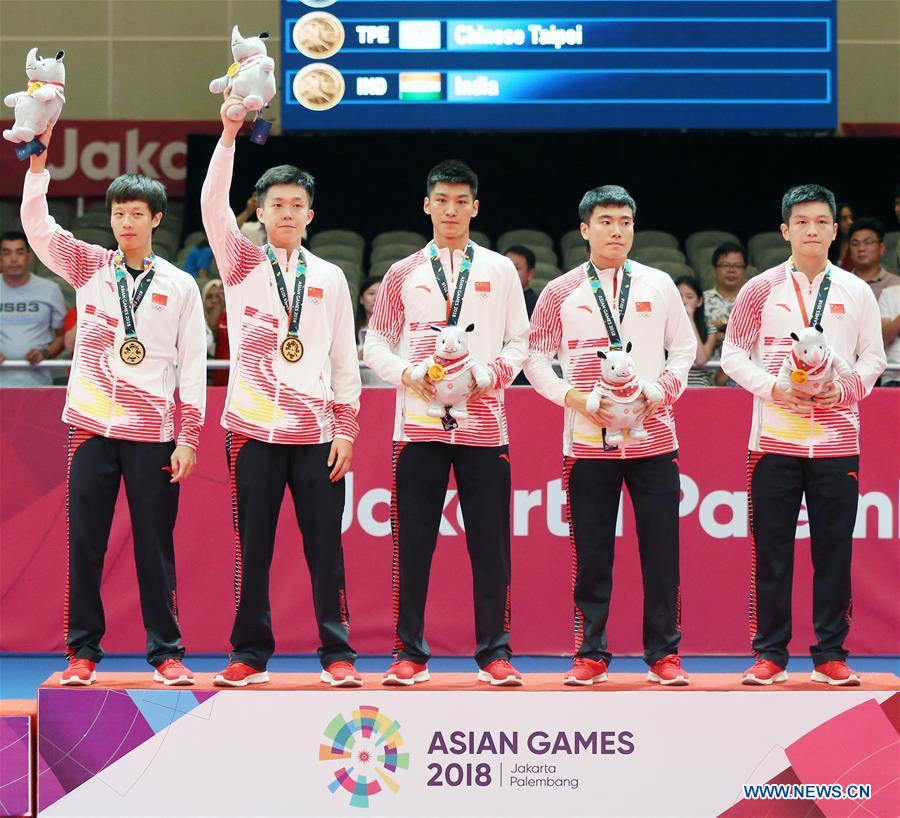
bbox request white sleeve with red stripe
[363,261,409,387]
[175,277,208,450]
[21,169,109,288]
[329,270,362,441]
[487,261,530,389]
[721,277,778,399]
[524,281,573,406]
[656,274,697,405]
[200,142,265,287]
[837,285,886,406]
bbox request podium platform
[36,673,900,817]
[0,699,36,817]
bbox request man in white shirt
[722,184,886,686]
[878,284,900,385]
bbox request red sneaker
[742,658,788,685]
[60,657,96,686]
[382,660,429,686]
[153,658,195,686]
[477,659,524,687]
[321,661,363,688]
[563,657,608,686]
[647,654,690,686]
[811,660,861,686]
[213,662,269,687]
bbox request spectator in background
[704,242,748,386]
[0,230,65,385]
[505,245,538,317]
[202,278,229,386]
[828,201,854,268]
[894,184,900,273]
[355,275,382,357]
[675,276,717,386]
[235,191,266,246]
[849,218,899,300]
[879,284,900,386]
[184,236,213,284]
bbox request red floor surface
[38,672,900,693]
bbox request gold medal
[791,370,808,385]
[292,12,346,60]
[427,363,445,382]
[120,339,146,365]
[292,63,345,111]
[281,337,304,362]
[226,62,240,78]
[27,81,43,95]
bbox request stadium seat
[560,229,586,254]
[369,259,395,279]
[313,243,364,265]
[47,200,75,229]
[181,230,207,251]
[371,230,427,250]
[631,247,686,266]
[497,229,553,253]
[469,230,491,248]
[0,202,17,225]
[73,212,113,230]
[337,260,364,285]
[370,243,419,264]
[688,245,720,279]
[524,245,558,266]
[685,230,740,260]
[563,245,589,270]
[631,230,679,251]
[756,247,790,272]
[72,227,116,248]
[309,229,365,255]
[533,262,561,281]
[656,261,695,280]
[883,231,900,272]
[747,231,786,266]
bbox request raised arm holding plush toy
[3,47,66,159]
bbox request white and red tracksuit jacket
[21,169,206,449]
[363,242,530,445]
[721,262,886,457]
[524,261,696,459]
[201,142,360,445]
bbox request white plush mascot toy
[410,323,492,421]
[209,26,276,120]
[776,324,851,396]
[585,342,663,447]
[3,47,66,144]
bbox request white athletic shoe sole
[321,670,363,688]
[742,670,788,686]
[810,670,860,686]
[60,672,96,686]
[382,669,430,686]
[213,670,270,687]
[153,671,195,686]
[647,671,690,686]
[476,670,524,687]
[563,672,608,686]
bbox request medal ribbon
[113,251,156,340]
[266,244,307,341]
[585,260,632,350]
[429,241,474,326]
[789,258,832,327]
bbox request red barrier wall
[1,388,897,657]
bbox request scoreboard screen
[280,1,837,131]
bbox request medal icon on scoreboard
[293,63,345,111]
[293,12,345,60]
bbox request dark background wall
[184,130,900,245]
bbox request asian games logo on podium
[319,705,410,808]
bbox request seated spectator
[879,283,900,386]
[504,244,538,318]
[356,275,382,358]
[184,237,213,283]
[849,217,899,299]
[236,191,266,246]
[704,242,747,385]
[828,201,854,268]
[0,230,65,386]
[675,276,717,385]
[202,279,229,386]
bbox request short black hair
[848,217,886,242]
[106,174,167,218]
[781,184,836,224]
[0,230,30,251]
[711,241,748,268]
[579,185,637,224]
[505,245,536,270]
[255,165,316,207]
[426,159,478,198]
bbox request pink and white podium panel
[0,701,35,817]
[36,677,900,817]
[1,387,898,656]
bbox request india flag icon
[399,73,442,101]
